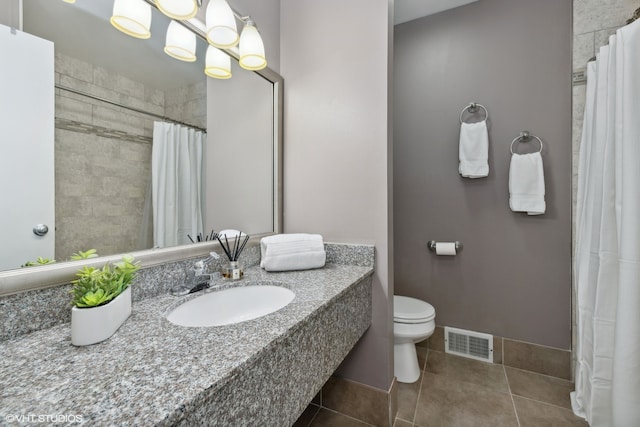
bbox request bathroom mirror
[0,0,282,295]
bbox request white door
[0,24,55,270]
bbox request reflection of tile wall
[165,80,207,130]
[54,53,159,260]
[571,0,637,378]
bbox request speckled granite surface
[0,252,373,426]
[0,243,370,342]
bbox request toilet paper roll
[435,242,457,256]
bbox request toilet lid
[394,295,435,323]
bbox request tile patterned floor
[295,349,589,427]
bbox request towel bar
[510,131,543,154]
[459,102,489,123]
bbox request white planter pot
[71,286,132,346]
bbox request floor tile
[397,371,422,421]
[293,403,320,427]
[506,366,574,409]
[309,408,373,427]
[394,418,413,427]
[513,396,589,426]
[414,372,518,427]
[425,350,509,393]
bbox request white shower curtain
[572,19,640,427]
[151,122,206,248]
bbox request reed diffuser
[216,232,250,280]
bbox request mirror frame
[0,3,283,297]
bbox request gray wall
[394,0,572,349]
[0,0,20,29]
[280,0,394,391]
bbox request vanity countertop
[0,263,373,426]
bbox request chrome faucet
[171,253,220,296]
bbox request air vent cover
[444,327,493,363]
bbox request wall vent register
[444,326,494,363]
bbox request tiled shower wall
[54,53,206,261]
[571,0,638,372]
[165,81,207,130]
[54,53,158,260]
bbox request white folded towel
[459,121,489,178]
[509,152,546,215]
[218,229,242,238]
[260,233,326,272]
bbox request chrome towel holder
[459,102,489,123]
[510,131,543,154]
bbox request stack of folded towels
[260,233,326,272]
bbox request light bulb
[205,45,232,79]
[155,0,198,20]
[239,21,266,71]
[110,0,152,40]
[165,21,197,62]
[206,0,239,49]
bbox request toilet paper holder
[427,241,463,252]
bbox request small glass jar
[222,260,243,280]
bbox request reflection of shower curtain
[572,20,640,426]
[151,122,206,248]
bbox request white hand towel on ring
[509,152,546,215]
[459,121,489,178]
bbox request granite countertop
[0,263,373,425]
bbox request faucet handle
[194,260,206,274]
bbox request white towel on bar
[459,121,489,178]
[260,233,326,272]
[509,152,546,215]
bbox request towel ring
[510,131,543,154]
[459,102,489,123]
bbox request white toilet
[393,295,436,383]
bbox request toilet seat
[394,295,435,324]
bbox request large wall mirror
[0,0,282,295]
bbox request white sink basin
[167,285,295,327]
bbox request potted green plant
[70,254,140,346]
[21,257,56,267]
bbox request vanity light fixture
[155,0,198,20]
[110,0,152,39]
[206,0,239,49]
[164,21,197,62]
[62,0,76,3]
[204,45,232,79]
[238,19,267,71]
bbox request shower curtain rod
[55,84,207,133]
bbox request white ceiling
[394,0,479,25]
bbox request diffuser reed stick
[216,232,250,262]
